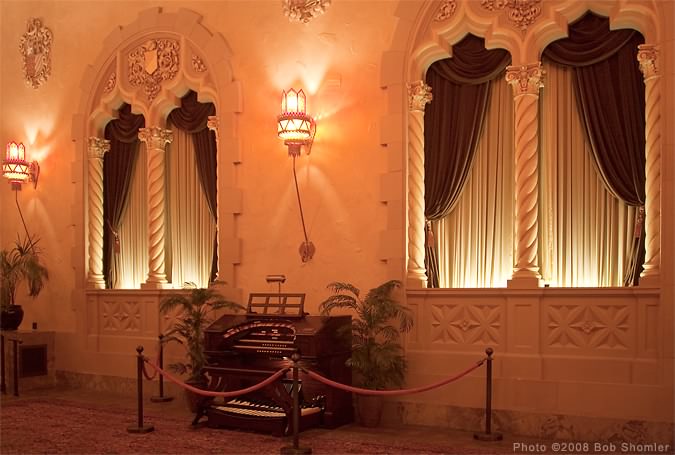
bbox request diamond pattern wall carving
[102,301,141,332]
[430,303,501,345]
[547,304,630,349]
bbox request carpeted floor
[0,398,507,454]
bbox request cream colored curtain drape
[539,60,636,287]
[435,76,515,288]
[115,143,149,289]
[166,120,217,288]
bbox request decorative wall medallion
[434,0,457,22]
[128,39,180,101]
[19,18,53,89]
[430,303,501,344]
[191,54,207,73]
[282,0,331,24]
[481,0,542,31]
[547,304,629,349]
[103,72,116,93]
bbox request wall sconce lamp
[277,89,316,262]
[277,88,316,157]
[2,141,40,190]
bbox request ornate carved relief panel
[90,33,217,129]
[101,300,142,332]
[543,300,638,356]
[480,0,542,32]
[19,18,52,89]
[127,39,180,101]
[547,304,630,350]
[430,302,502,345]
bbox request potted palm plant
[159,284,244,413]
[319,279,413,427]
[0,235,49,330]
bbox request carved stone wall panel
[101,300,142,332]
[545,303,633,354]
[430,302,502,346]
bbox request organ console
[200,292,353,436]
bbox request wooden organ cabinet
[200,293,353,436]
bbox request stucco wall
[0,0,398,333]
[1,0,673,435]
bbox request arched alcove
[375,0,668,435]
[71,7,243,300]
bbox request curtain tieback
[634,206,645,238]
[106,219,121,254]
[425,220,435,247]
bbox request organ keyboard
[200,293,353,435]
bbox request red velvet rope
[302,359,485,396]
[142,362,157,381]
[140,340,163,380]
[143,357,290,398]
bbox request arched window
[423,34,512,288]
[539,11,645,287]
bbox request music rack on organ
[199,293,353,436]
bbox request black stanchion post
[127,346,154,434]
[474,347,502,441]
[281,352,311,455]
[151,334,174,403]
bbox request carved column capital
[87,137,110,159]
[506,63,544,97]
[207,115,219,132]
[407,81,433,112]
[138,127,172,150]
[637,44,660,81]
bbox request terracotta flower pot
[356,394,384,427]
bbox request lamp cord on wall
[15,188,36,251]
[292,155,310,248]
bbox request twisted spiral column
[406,81,432,288]
[637,45,661,283]
[139,127,173,288]
[506,63,543,285]
[86,137,110,289]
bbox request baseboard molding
[382,400,674,446]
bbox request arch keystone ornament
[19,18,53,89]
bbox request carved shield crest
[128,39,179,101]
[19,18,52,89]
[144,47,158,75]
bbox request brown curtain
[423,34,511,287]
[103,104,145,288]
[543,11,645,285]
[167,91,218,282]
